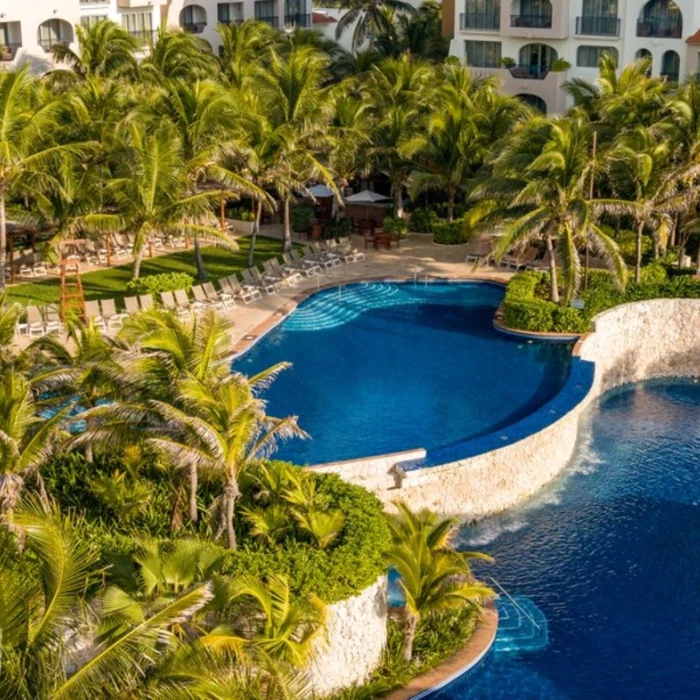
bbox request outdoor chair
[85,300,106,331]
[270,258,302,285]
[312,242,342,267]
[160,291,178,312]
[174,289,196,317]
[139,294,155,311]
[282,252,316,277]
[204,281,235,310]
[465,236,493,264]
[44,305,62,334]
[336,237,365,263]
[243,268,276,295]
[227,274,261,303]
[124,296,140,315]
[26,306,46,337]
[100,298,127,330]
[303,246,335,271]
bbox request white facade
[0,0,312,73]
[449,1,700,113]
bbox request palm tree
[365,55,435,217]
[335,0,414,52]
[217,20,277,90]
[374,0,448,61]
[388,538,494,661]
[0,68,92,289]
[0,372,67,527]
[141,30,220,82]
[607,127,697,281]
[86,122,228,278]
[50,20,139,81]
[473,115,627,303]
[205,573,326,668]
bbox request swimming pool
[232,281,572,465]
[431,380,700,699]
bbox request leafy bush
[126,271,194,296]
[614,228,652,266]
[291,204,315,233]
[324,217,351,239]
[550,58,572,72]
[226,207,255,221]
[432,220,470,245]
[639,263,668,285]
[551,306,589,334]
[383,216,409,240]
[409,208,438,234]
[503,300,556,332]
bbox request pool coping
[385,601,499,700]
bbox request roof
[312,11,337,25]
[686,28,700,44]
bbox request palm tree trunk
[247,199,263,268]
[132,244,146,279]
[402,612,418,662]
[170,481,184,533]
[282,197,292,254]
[84,417,93,463]
[393,182,404,219]
[545,235,560,304]
[635,219,644,283]
[223,476,240,550]
[0,184,7,291]
[0,473,25,533]
[188,462,198,522]
[193,235,206,281]
[446,188,455,223]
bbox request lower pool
[232,282,571,465]
[432,381,700,699]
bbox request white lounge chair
[289,250,321,274]
[139,294,155,311]
[26,306,45,337]
[227,275,261,303]
[243,268,276,295]
[303,246,335,271]
[124,296,140,315]
[335,237,365,263]
[85,300,106,331]
[174,289,196,318]
[100,298,127,329]
[204,281,235,310]
[282,252,316,277]
[312,242,343,267]
[269,258,302,285]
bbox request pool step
[493,595,549,654]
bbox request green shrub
[551,306,589,334]
[664,264,697,278]
[383,216,409,240]
[226,207,255,222]
[324,217,351,239]
[550,58,572,72]
[126,271,194,296]
[291,204,315,233]
[503,300,556,332]
[615,228,652,266]
[409,208,438,233]
[639,263,668,285]
[432,220,470,245]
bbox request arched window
[661,50,680,82]
[516,43,558,78]
[577,46,618,68]
[180,5,207,34]
[637,0,682,38]
[516,94,547,114]
[635,48,653,75]
[511,0,552,29]
[37,19,73,52]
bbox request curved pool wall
[310,298,700,519]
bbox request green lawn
[7,236,292,305]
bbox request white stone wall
[309,299,700,519]
[307,575,388,697]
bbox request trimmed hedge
[383,216,409,240]
[126,271,195,296]
[503,268,700,334]
[43,453,390,605]
[408,208,438,234]
[432,220,470,245]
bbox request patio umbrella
[308,184,335,198]
[344,190,391,203]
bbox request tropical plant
[335,0,415,52]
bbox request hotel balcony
[576,16,621,37]
[502,1,568,40]
[459,11,500,31]
[637,18,683,39]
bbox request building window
[661,50,680,81]
[465,40,502,68]
[512,0,552,29]
[577,46,618,68]
[254,1,278,27]
[121,12,153,34]
[218,3,244,24]
[80,15,108,30]
[637,0,683,39]
[577,0,619,36]
[461,0,500,31]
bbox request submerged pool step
[493,595,549,654]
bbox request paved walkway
[12,232,513,352]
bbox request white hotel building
[0,0,312,72]
[447,1,700,113]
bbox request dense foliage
[432,219,471,245]
[125,271,195,295]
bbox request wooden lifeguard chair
[58,241,86,323]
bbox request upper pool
[431,381,700,699]
[232,281,571,465]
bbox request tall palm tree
[50,20,139,81]
[0,68,91,289]
[141,30,220,82]
[0,372,67,527]
[335,0,414,52]
[217,20,277,90]
[86,122,227,278]
[473,115,627,303]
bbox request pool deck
[11,230,513,353]
[386,602,499,700]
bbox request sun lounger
[139,294,154,311]
[124,296,140,315]
[465,236,493,264]
[26,306,46,337]
[100,298,127,330]
[269,258,302,285]
[204,281,235,310]
[305,245,339,270]
[227,275,261,303]
[335,237,365,263]
[312,242,343,267]
[160,291,178,312]
[243,268,277,295]
[289,249,321,274]
[85,300,106,331]
[174,289,195,317]
[283,252,316,277]
[44,305,62,334]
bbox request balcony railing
[459,11,500,31]
[218,15,245,25]
[0,43,21,61]
[38,37,70,52]
[508,64,551,80]
[576,16,621,37]
[182,21,207,34]
[284,13,312,28]
[511,14,552,29]
[256,15,279,28]
[637,19,682,38]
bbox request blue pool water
[432,381,700,699]
[232,282,571,465]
